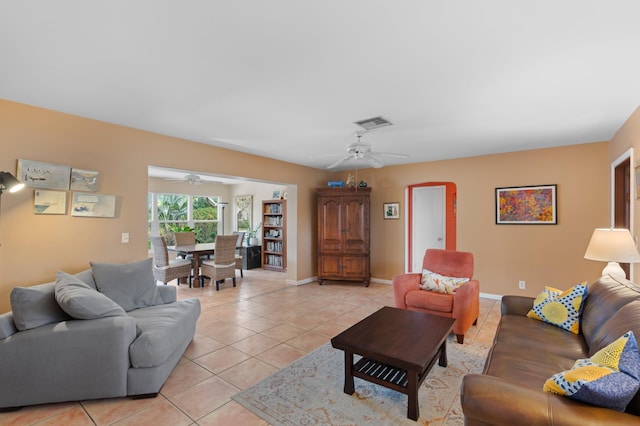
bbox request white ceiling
[1,1,639,172]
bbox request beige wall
[328,143,610,297]
[609,106,640,278]
[0,98,618,312]
[0,100,327,312]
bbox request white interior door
[411,186,445,272]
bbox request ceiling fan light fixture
[354,116,393,131]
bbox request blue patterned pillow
[527,282,588,334]
[544,331,640,411]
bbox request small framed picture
[34,190,67,215]
[384,202,400,219]
[272,190,281,199]
[71,192,116,218]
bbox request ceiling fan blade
[365,156,384,168]
[327,156,351,169]
[374,151,409,159]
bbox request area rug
[232,336,489,425]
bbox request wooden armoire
[316,187,371,286]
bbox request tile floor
[0,269,501,426]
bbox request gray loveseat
[0,258,201,410]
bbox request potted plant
[247,222,262,246]
[169,224,194,233]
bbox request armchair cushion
[91,258,164,312]
[55,271,126,320]
[544,330,640,411]
[420,268,469,294]
[406,289,453,313]
[527,282,588,334]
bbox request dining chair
[200,235,238,290]
[173,231,200,282]
[232,231,246,277]
[174,231,196,258]
[150,235,194,287]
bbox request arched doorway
[406,182,457,272]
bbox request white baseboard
[288,276,504,301]
[480,292,502,300]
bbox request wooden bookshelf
[262,199,286,271]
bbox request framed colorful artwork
[384,202,400,219]
[496,184,557,225]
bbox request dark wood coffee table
[331,306,456,421]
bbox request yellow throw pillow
[544,331,640,411]
[526,282,588,334]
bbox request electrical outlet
[518,280,526,290]
[121,233,130,243]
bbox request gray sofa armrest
[461,374,640,426]
[501,295,534,316]
[0,316,137,409]
[0,312,17,340]
[157,285,176,304]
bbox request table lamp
[584,228,640,279]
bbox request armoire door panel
[318,255,342,276]
[319,198,343,253]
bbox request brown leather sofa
[461,275,640,425]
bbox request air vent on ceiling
[354,116,393,131]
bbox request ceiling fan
[163,173,204,185]
[326,131,408,170]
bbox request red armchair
[393,249,479,344]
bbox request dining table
[167,242,216,288]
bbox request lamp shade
[584,228,640,263]
[0,172,25,194]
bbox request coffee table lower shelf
[353,358,413,393]
[348,349,444,421]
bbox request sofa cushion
[127,299,200,368]
[54,271,126,320]
[526,282,588,334]
[0,312,18,340]
[10,282,70,331]
[420,268,469,294]
[73,268,97,290]
[544,330,640,411]
[581,276,640,352]
[90,258,163,312]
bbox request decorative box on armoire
[317,187,371,286]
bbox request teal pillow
[10,282,69,331]
[90,258,163,312]
[55,271,126,319]
[544,330,640,411]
